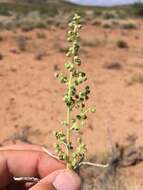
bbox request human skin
[0,145,81,190]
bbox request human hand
[0,144,81,190]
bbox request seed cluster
[54,14,96,170]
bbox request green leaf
[61,120,68,126]
[91,108,96,113]
[71,123,80,131]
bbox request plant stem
[78,162,109,168]
[66,71,72,169]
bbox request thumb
[30,183,56,190]
[30,169,81,190]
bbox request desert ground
[0,17,143,189]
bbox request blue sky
[68,0,142,6]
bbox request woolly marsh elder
[54,13,96,170]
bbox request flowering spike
[54,13,96,170]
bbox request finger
[51,170,81,190]
[32,169,81,190]
[0,144,45,151]
[0,146,64,188]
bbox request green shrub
[35,22,47,29]
[121,22,137,30]
[102,10,119,19]
[102,23,113,29]
[21,23,35,32]
[91,19,102,26]
[0,3,58,17]
[132,3,143,17]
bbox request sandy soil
[0,19,143,186]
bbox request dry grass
[81,37,105,48]
[104,62,122,70]
[36,31,46,39]
[34,50,47,60]
[0,52,4,60]
[116,40,128,49]
[127,73,143,85]
[80,136,143,190]
[17,35,28,51]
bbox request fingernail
[53,170,81,190]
